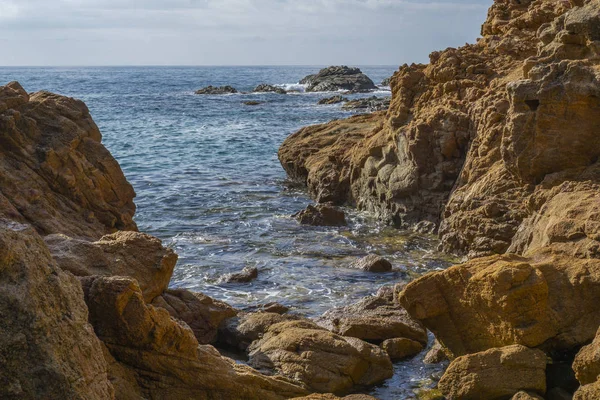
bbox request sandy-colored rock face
[573,327,600,398]
[0,82,137,239]
[438,345,547,400]
[248,320,393,395]
[0,221,114,400]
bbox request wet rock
[341,96,391,112]
[253,84,286,94]
[438,345,547,400]
[45,231,177,303]
[0,221,114,400]
[248,319,393,394]
[316,295,427,344]
[512,392,544,400]
[221,266,258,283]
[423,340,449,364]
[294,203,347,227]
[349,254,392,272]
[83,276,309,399]
[244,100,263,106]
[296,395,378,400]
[381,337,423,361]
[195,85,238,94]
[218,312,301,352]
[151,288,237,344]
[254,302,290,314]
[381,77,391,86]
[318,95,348,105]
[300,66,377,93]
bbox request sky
[0,0,492,66]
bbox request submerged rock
[341,96,391,112]
[244,100,263,106]
[221,266,259,283]
[195,85,238,95]
[438,345,547,400]
[300,66,377,93]
[318,95,349,105]
[294,203,347,227]
[349,254,392,272]
[253,84,287,94]
[248,319,393,394]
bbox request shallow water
[1,66,452,399]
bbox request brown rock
[0,220,114,400]
[349,254,392,272]
[423,339,449,364]
[248,320,393,394]
[438,345,547,400]
[0,82,137,239]
[512,392,544,400]
[317,295,427,344]
[381,337,423,360]
[220,266,259,283]
[294,203,347,226]
[295,395,378,400]
[318,95,349,105]
[573,327,600,386]
[83,276,308,400]
[151,288,237,344]
[574,380,600,400]
[45,231,177,303]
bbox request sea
[0,66,451,399]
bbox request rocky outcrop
[573,327,600,398]
[220,266,259,283]
[348,254,392,272]
[318,95,348,105]
[248,320,393,394]
[0,82,137,239]
[381,338,424,361]
[195,85,238,95]
[0,221,114,400]
[300,66,377,93]
[438,345,547,400]
[341,96,391,112]
[253,84,287,94]
[294,203,347,226]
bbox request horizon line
[0,64,402,68]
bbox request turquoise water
[0,66,450,399]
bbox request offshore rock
[253,84,287,94]
[220,266,259,283]
[318,95,349,105]
[348,254,392,272]
[341,96,391,112]
[0,221,114,400]
[45,231,177,303]
[438,345,547,400]
[294,203,347,226]
[300,66,377,93]
[248,320,393,394]
[0,81,137,239]
[195,85,238,95]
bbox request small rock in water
[349,254,392,272]
[243,101,263,106]
[381,337,424,361]
[300,65,377,93]
[293,203,347,227]
[253,84,287,94]
[195,85,238,95]
[342,96,391,112]
[318,95,349,105]
[423,339,449,364]
[381,77,392,86]
[221,266,258,283]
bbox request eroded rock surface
[300,66,376,93]
[195,85,238,95]
[294,203,347,226]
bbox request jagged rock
[244,302,290,314]
[512,392,544,400]
[293,203,347,227]
[381,337,423,361]
[381,77,391,86]
[423,340,449,364]
[151,289,237,345]
[244,101,263,106]
[218,312,301,352]
[253,84,286,94]
[220,266,259,283]
[0,221,114,400]
[438,345,547,400]
[296,395,378,400]
[248,320,393,394]
[195,85,238,95]
[45,231,177,303]
[83,276,309,400]
[574,380,600,400]
[318,95,348,105]
[341,96,391,112]
[300,66,377,93]
[0,82,137,239]
[348,254,392,272]
[316,295,427,344]
[573,327,600,397]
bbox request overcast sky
[0,0,491,66]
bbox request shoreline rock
[300,66,377,93]
[195,85,238,95]
[294,203,347,226]
[253,84,287,94]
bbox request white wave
[277,83,309,93]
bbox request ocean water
[0,66,451,399]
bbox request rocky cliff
[280,0,600,398]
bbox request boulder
[300,66,377,93]
[294,203,347,227]
[151,289,237,344]
[316,295,427,344]
[574,380,600,400]
[381,337,424,361]
[45,231,177,303]
[341,96,391,112]
[381,77,391,86]
[244,101,263,106]
[438,345,547,400]
[253,84,286,94]
[0,221,113,400]
[512,392,544,400]
[295,395,378,400]
[195,85,238,95]
[83,276,309,400]
[348,254,392,272]
[318,95,348,105]
[248,320,393,394]
[573,327,600,393]
[423,340,449,364]
[0,82,137,239]
[220,266,259,283]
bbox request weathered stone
[220,266,259,283]
[381,337,423,360]
[294,203,347,227]
[317,295,427,344]
[248,320,393,394]
[318,95,349,105]
[574,327,600,387]
[512,392,544,400]
[253,84,286,94]
[423,339,449,364]
[348,254,392,272]
[438,345,547,400]
[195,85,238,95]
[300,66,377,93]
[341,96,391,112]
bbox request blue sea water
[0,66,450,399]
